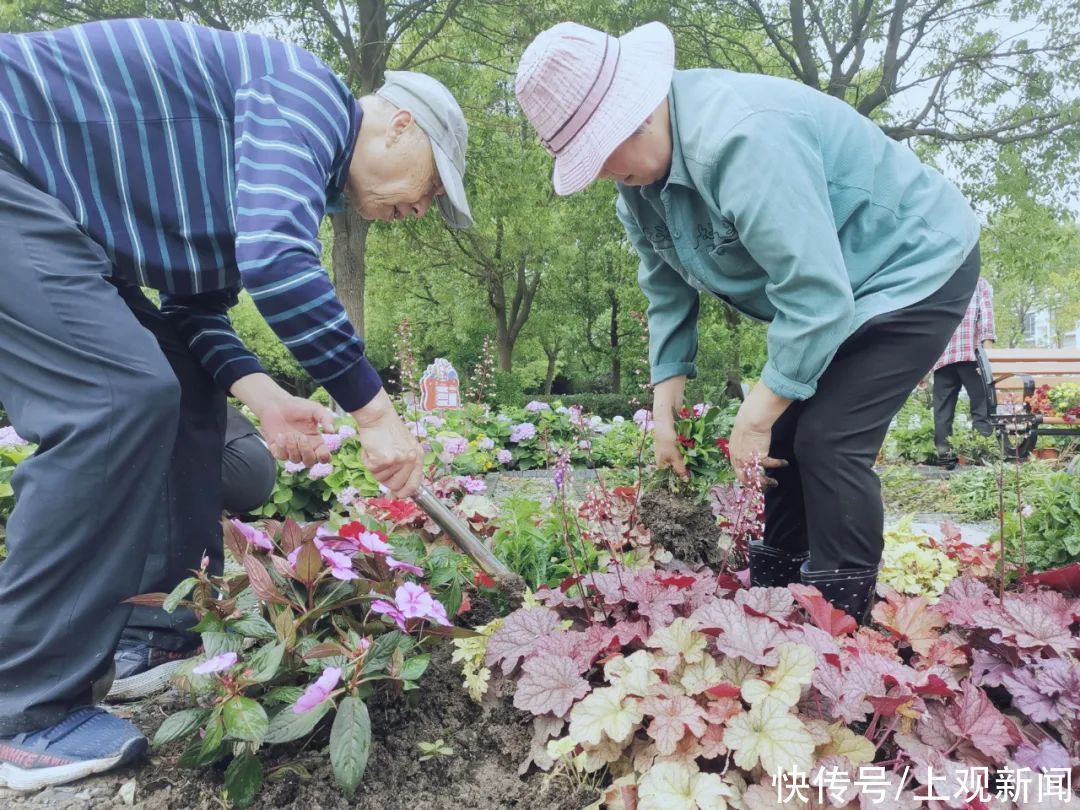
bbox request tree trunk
[609,288,621,393]
[543,346,559,394]
[331,207,370,338]
[495,318,513,372]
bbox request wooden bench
[978,347,1080,458]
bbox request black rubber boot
[749,544,810,588]
[799,560,879,625]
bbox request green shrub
[530,393,648,420]
[1004,470,1080,571]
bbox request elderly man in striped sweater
[0,19,471,789]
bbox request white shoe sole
[105,660,186,702]
[0,736,146,792]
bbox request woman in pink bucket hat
[516,21,982,622]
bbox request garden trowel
[413,484,525,597]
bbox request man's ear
[385,109,415,146]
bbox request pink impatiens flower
[356,530,392,555]
[370,599,407,631]
[193,651,238,675]
[293,666,342,713]
[394,583,451,626]
[386,557,424,576]
[456,475,487,494]
[230,518,273,551]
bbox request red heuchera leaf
[1014,739,1072,772]
[640,694,708,755]
[895,735,969,809]
[534,585,584,609]
[705,683,742,699]
[485,607,563,673]
[608,619,650,647]
[790,584,858,637]
[365,498,424,526]
[716,572,745,594]
[871,589,946,656]
[969,649,1013,688]
[1001,664,1068,723]
[813,659,881,723]
[623,572,686,627]
[512,655,591,718]
[910,673,956,698]
[942,682,1022,764]
[787,623,843,668]
[869,694,917,717]
[845,627,904,658]
[913,636,968,669]
[971,590,1080,654]
[657,574,696,589]
[533,630,602,675]
[690,599,785,666]
[1020,563,1080,596]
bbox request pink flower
[579,439,592,450]
[337,425,356,437]
[456,475,486,494]
[632,409,654,430]
[371,599,407,631]
[426,598,451,627]
[510,423,537,443]
[477,437,495,450]
[441,437,468,458]
[193,651,238,675]
[293,666,341,713]
[387,556,424,576]
[525,400,550,413]
[408,421,428,438]
[497,449,513,465]
[394,582,435,619]
[321,433,343,452]
[693,403,706,417]
[336,486,359,508]
[356,530,392,555]
[308,462,333,480]
[0,426,28,448]
[318,544,358,581]
[283,460,306,474]
[230,518,273,551]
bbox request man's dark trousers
[0,156,225,734]
[933,361,992,452]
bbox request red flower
[715,437,730,458]
[473,571,495,588]
[677,435,696,449]
[367,497,423,526]
[678,407,693,419]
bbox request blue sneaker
[106,639,199,702]
[0,708,147,791]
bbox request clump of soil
[0,646,597,810]
[639,488,725,568]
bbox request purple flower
[457,475,487,494]
[0,426,28,448]
[525,400,550,413]
[283,460,306,474]
[355,530,391,555]
[441,437,468,458]
[386,556,424,576]
[555,406,569,415]
[371,599,407,631]
[579,440,592,451]
[318,544,358,581]
[422,414,445,429]
[293,666,341,713]
[496,413,511,423]
[308,462,333,480]
[632,409,654,430]
[497,449,513,465]
[321,433,343,452]
[337,425,356,437]
[477,437,495,450]
[394,582,435,619]
[552,450,571,493]
[693,403,706,417]
[230,518,273,552]
[509,422,537,443]
[193,651,238,675]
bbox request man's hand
[232,373,335,466]
[730,382,792,487]
[351,389,424,498]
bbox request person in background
[0,19,471,789]
[515,21,980,624]
[104,405,278,702]
[931,278,996,461]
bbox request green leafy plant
[143,516,471,806]
[1004,470,1080,571]
[417,738,454,762]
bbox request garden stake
[412,484,526,598]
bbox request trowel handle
[413,485,513,579]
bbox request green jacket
[616,69,979,400]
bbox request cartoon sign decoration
[419,358,461,411]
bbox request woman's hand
[730,382,793,486]
[652,375,689,478]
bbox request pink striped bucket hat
[515,21,675,196]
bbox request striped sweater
[0,19,382,410]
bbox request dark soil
[0,646,598,810]
[639,488,725,568]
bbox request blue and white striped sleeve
[160,288,265,392]
[231,69,381,412]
